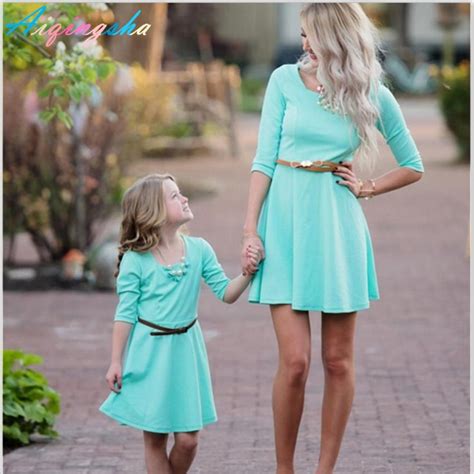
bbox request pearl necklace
[316,84,343,114]
[154,243,189,281]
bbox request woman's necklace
[154,239,189,281]
[316,84,343,114]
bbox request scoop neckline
[148,234,188,269]
[294,64,322,96]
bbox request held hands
[105,362,122,393]
[241,235,265,276]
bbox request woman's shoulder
[373,80,399,108]
[269,63,295,82]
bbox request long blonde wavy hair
[298,3,386,173]
[114,173,186,277]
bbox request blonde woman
[99,174,262,473]
[241,4,424,474]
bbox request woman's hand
[241,235,265,276]
[245,245,263,275]
[333,161,362,197]
[105,362,122,393]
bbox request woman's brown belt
[276,159,339,172]
[138,316,197,336]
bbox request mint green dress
[248,64,424,313]
[99,235,231,433]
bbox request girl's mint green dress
[99,235,230,433]
[248,64,424,312]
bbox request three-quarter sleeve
[375,84,424,173]
[114,251,141,324]
[200,238,231,301]
[250,67,287,179]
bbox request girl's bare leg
[315,311,357,474]
[143,431,172,474]
[271,304,312,474]
[169,431,199,474]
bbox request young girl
[99,173,261,474]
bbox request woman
[240,4,424,474]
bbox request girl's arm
[106,321,132,393]
[222,273,254,304]
[223,246,260,304]
[105,251,141,393]
[201,238,261,304]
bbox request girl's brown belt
[138,316,197,336]
[276,159,339,172]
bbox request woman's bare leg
[315,311,357,474]
[271,304,312,474]
[143,431,171,474]
[169,431,199,474]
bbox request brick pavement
[3,97,469,473]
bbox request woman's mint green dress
[99,235,230,433]
[248,64,424,313]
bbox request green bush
[3,349,61,447]
[435,61,470,162]
[239,77,266,113]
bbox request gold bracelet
[357,179,376,200]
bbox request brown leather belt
[276,159,339,172]
[138,316,197,336]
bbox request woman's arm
[241,67,287,273]
[336,83,424,197]
[243,171,272,235]
[241,171,271,274]
[335,162,422,197]
[363,166,422,196]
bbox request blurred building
[212,3,470,76]
[104,3,470,78]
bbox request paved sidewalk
[3,98,469,473]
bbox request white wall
[407,3,470,45]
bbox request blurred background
[3,3,471,473]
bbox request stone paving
[3,97,469,473]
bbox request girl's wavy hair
[114,173,187,277]
[298,3,386,174]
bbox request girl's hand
[105,362,122,393]
[241,235,265,275]
[333,161,362,197]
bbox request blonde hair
[298,3,386,173]
[114,173,183,277]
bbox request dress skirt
[99,320,218,433]
[248,163,380,313]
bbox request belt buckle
[299,160,313,168]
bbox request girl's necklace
[154,239,189,280]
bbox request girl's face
[300,27,318,63]
[162,179,193,225]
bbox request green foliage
[121,64,179,153]
[435,61,470,162]
[3,3,126,260]
[3,349,61,447]
[3,3,118,129]
[239,77,265,113]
